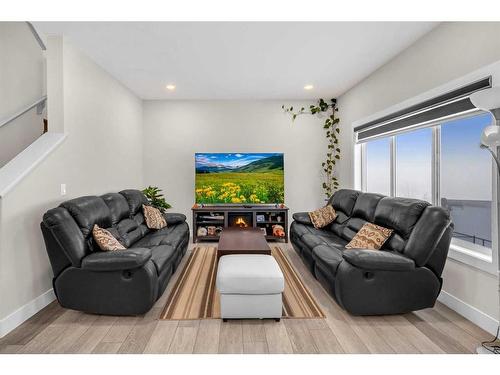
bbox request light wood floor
[0,243,492,354]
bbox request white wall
[0,37,143,335]
[143,100,328,227]
[337,22,500,326]
[0,22,46,167]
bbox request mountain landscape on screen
[195,153,284,204]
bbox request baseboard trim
[438,290,499,336]
[0,289,56,338]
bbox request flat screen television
[195,153,284,205]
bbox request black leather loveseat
[291,189,453,315]
[41,189,189,315]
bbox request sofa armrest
[81,248,152,272]
[342,249,415,272]
[292,212,313,226]
[163,212,187,225]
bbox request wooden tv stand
[191,204,289,243]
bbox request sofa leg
[275,318,280,322]
[223,318,228,322]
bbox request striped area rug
[160,246,325,320]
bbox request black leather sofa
[41,189,189,315]
[291,189,453,315]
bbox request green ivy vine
[282,98,340,198]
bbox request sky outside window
[395,128,432,202]
[440,112,493,248]
[440,113,492,201]
[365,137,391,196]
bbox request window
[365,137,391,196]
[360,111,494,259]
[395,128,432,201]
[440,113,493,250]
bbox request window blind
[355,76,492,142]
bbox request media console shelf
[192,204,289,243]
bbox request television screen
[195,153,284,204]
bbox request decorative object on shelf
[282,98,340,197]
[197,227,208,237]
[276,216,282,222]
[272,224,285,238]
[192,205,289,243]
[142,186,172,213]
[256,214,265,222]
[207,226,216,236]
[260,227,267,235]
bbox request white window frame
[357,110,498,275]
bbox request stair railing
[0,96,47,130]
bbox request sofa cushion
[290,222,312,238]
[101,193,130,225]
[164,213,187,225]
[60,196,112,239]
[312,245,344,277]
[328,189,360,217]
[308,205,337,229]
[382,232,407,253]
[404,206,452,266]
[120,189,149,215]
[374,197,429,240]
[160,223,189,248]
[143,205,167,230]
[321,234,348,250]
[92,224,126,251]
[292,212,313,225]
[149,245,176,274]
[42,207,87,267]
[345,223,393,250]
[132,223,188,249]
[132,225,176,247]
[342,217,368,241]
[351,192,384,222]
[301,231,348,251]
[116,218,142,247]
[132,211,150,237]
[301,233,328,249]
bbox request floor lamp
[470,87,500,354]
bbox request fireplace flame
[235,217,248,227]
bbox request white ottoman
[216,254,284,321]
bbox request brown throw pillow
[308,205,337,229]
[345,223,393,250]
[143,204,167,230]
[92,224,126,251]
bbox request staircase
[0,22,47,168]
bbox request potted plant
[142,186,172,213]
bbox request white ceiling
[34,22,438,100]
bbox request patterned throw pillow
[143,204,167,230]
[92,224,126,251]
[345,223,393,250]
[308,205,337,229]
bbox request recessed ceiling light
[166,84,176,91]
[304,84,314,90]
